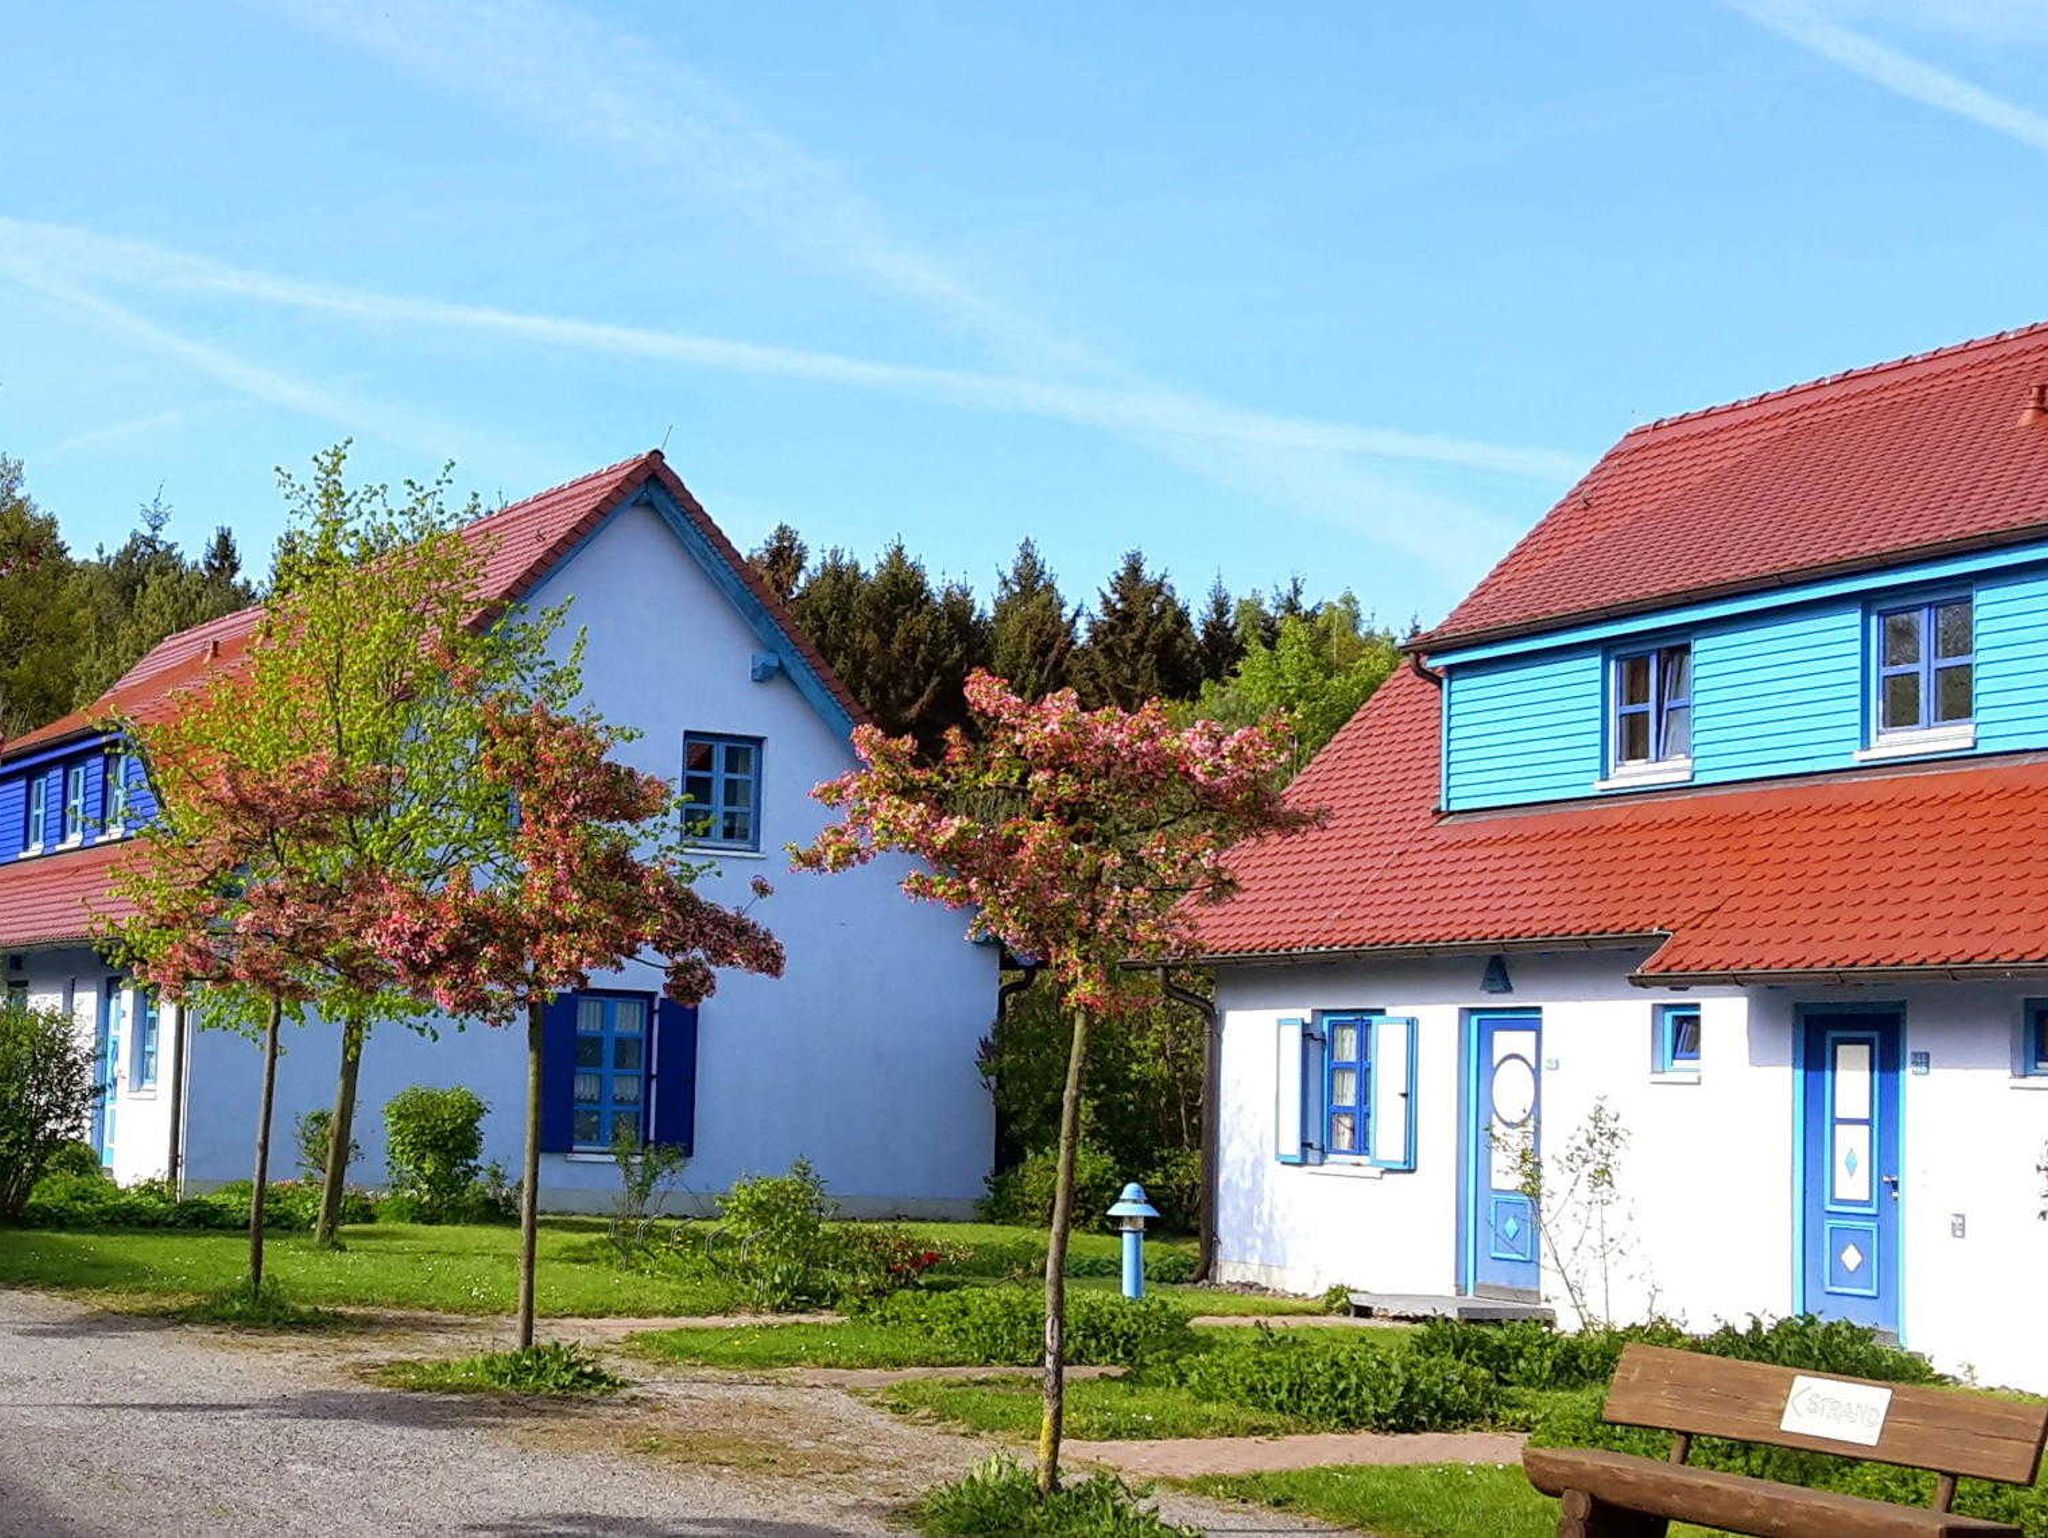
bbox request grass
[634,1317,973,1370]
[0,1217,747,1317]
[167,1278,350,1330]
[371,1341,625,1396]
[877,1375,1306,1440]
[1183,1466,1729,1538]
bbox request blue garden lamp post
[1107,1182,1161,1300]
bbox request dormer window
[1859,597,1974,761]
[24,776,46,854]
[62,763,86,846]
[1600,643,1692,789]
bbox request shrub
[1694,1314,1942,1384]
[383,1085,488,1223]
[607,1123,691,1254]
[718,1158,842,1309]
[864,1288,1193,1368]
[0,1000,101,1220]
[42,1140,105,1180]
[1163,1329,1502,1432]
[911,1456,1200,1538]
[172,1278,344,1330]
[828,1223,953,1305]
[980,1141,1125,1231]
[376,1341,624,1396]
[295,1107,359,1185]
[1412,1317,1688,1390]
[20,1174,373,1231]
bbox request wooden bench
[1523,1344,2048,1537]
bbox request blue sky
[4,1,2047,627]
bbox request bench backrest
[1604,1344,2048,1485]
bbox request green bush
[376,1341,624,1397]
[911,1456,1200,1538]
[719,1157,839,1309]
[0,1000,101,1220]
[864,1287,1194,1368]
[1163,1328,1502,1432]
[1693,1314,1942,1384]
[42,1140,105,1180]
[1412,1318,1688,1390]
[295,1108,359,1185]
[20,1173,373,1231]
[382,1085,494,1223]
[980,1142,1126,1231]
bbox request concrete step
[1346,1290,1556,1324]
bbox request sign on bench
[1523,1343,2048,1538]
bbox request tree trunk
[313,1016,366,1247]
[1036,1004,1091,1495]
[515,997,544,1350]
[248,994,283,1291]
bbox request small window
[104,750,130,833]
[1324,1015,1369,1155]
[131,991,159,1090]
[4,980,26,1008]
[1654,1003,1702,1075]
[1875,598,1972,735]
[62,763,86,844]
[1612,644,1691,767]
[25,776,47,852]
[681,733,763,851]
[2023,1002,2048,1077]
[570,994,649,1150]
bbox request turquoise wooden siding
[1972,565,2048,755]
[1443,651,1603,809]
[1689,607,1862,786]
[1441,553,2048,811]
[0,738,145,861]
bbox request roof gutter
[1407,518,2048,657]
[1633,961,2048,987]
[1198,931,1665,968]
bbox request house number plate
[1778,1376,1892,1446]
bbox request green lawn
[0,1219,747,1316]
[876,1374,1304,1440]
[635,1317,974,1370]
[1184,1467,1728,1538]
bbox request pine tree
[1195,574,1242,684]
[989,539,1078,701]
[0,457,81,734]
[1071,550,1202,710]
[748,523,808,603]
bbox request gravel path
[0,1289,1340,1537]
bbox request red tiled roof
[4,449,864,763]
[1192,665,2048,980]
[1420,320,2048,650]
[0,842,137,948]
[0,451,867,949]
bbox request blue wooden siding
[1441,551,2048,811]
[1442,652,1603,809]
[0,736,149,861]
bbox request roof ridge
[1624,316,2048,437]
[467,449,659,523]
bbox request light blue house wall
[1438,542,2048,812]
[176,488,998,1216]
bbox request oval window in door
[1491,1054,1538,1127]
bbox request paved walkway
[1072,1429,1528,1479]
[0,1289,1338,1537]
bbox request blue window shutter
[537,992,580,1153]
[1302,1022,1328,1166]
[1366,1016,1419,1171]
[1274,1017,1308,1164]
[650,1000,699,1153]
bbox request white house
[1194,322,2048,1388]
[0,451,996,1216]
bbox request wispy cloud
[1730,1,2048,153]
[0,216,1584,483]
[0,245,506,466]
[43,400,234,462]
[248,0,1566,576]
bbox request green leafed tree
[1190,591,1400,767]
[0,457,84,735]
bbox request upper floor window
[682,733,762,851]
[104,749,130,834]
[1875,597,1972,736]
[25,776,47,853]
[62,763,87,845]
[2021,1001,2048,1079]
[1612,643,1691,767]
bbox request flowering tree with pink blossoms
[374,694,784,1349]
[794,669,1313,1492]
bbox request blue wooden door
[93,987,124,1168]
[1799,1010,1903,1334]
[1465,1010,1542,1296]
